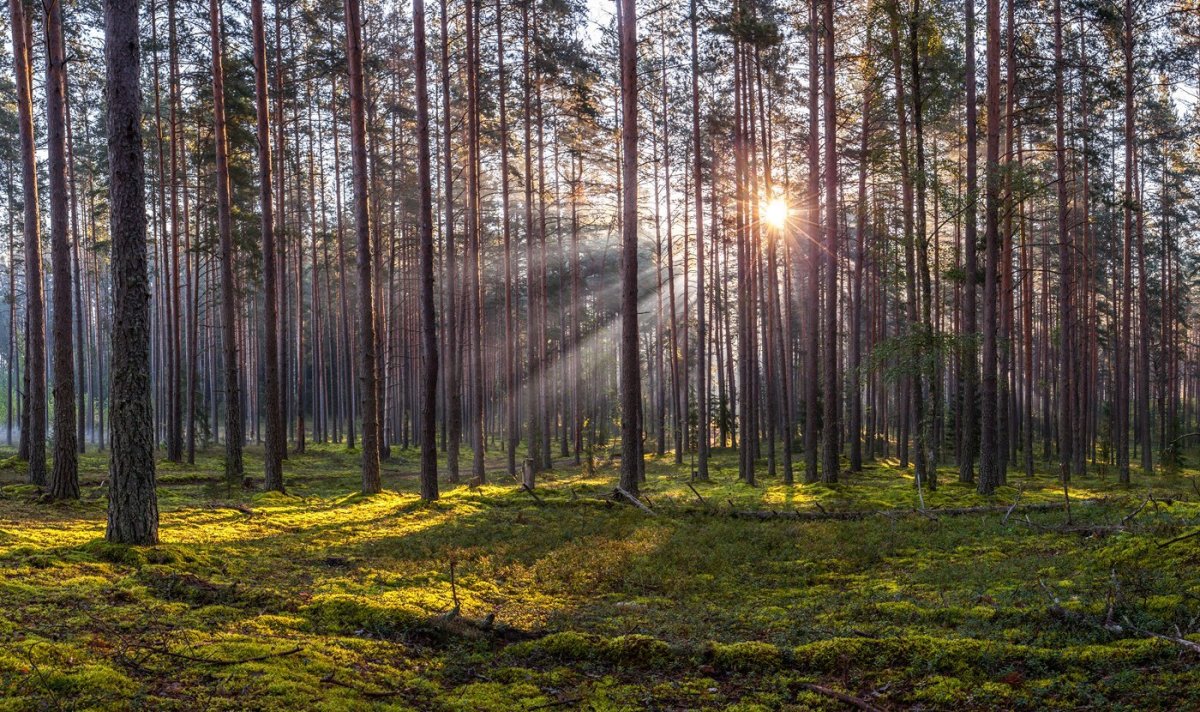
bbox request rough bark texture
[689,0,708,481]
[960,0,979,484]
[251,0,284,491]
[344,0,381,493]
[105,0,159,544]
[45,0,78,500]
[618,0,642,497]
[979,0,1002,495]
[8,0,47,487]
[208,0,244,485]
[821,0,839,484]
[414,0,439,501]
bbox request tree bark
[104,0,159,544]
[343,0,381,493]
[8,0,47,487]
[45,0,78,499]
[208,0,244,485]
[251,0,284,491]
[820,0,839,483]
[978,0,1002,494]
[414,0,439,501]
[618,0,642,497]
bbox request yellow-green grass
[0,444,1198,710]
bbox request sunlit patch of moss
[302,593,427,639]
[2,445,1200,708]
[709,640,785,673]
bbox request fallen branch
[1120,617,1200,654]
[521,483,545,506]
[320,673,404,698]
[1121,494,1152,525]
[145,644,302,666]
[527,696,581,710]
[800,683,886,712]
[614,487,657,516]
[1002,486,1024,525]
[1158,527,1200,549]
[726,499,1105,522]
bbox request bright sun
[764,197,788,231]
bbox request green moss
[303,593,426,639]
[0,444,1198,709]
[709,641,785,673]
[78,538,147,567]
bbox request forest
[1,0,1200,705]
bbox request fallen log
[614,487,657,516]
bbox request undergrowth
[0,444,1198,709]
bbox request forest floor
[1,443,1199,710]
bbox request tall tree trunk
[617,0,642,496]
[465,0,485,484]
[960,0,979,483]
[522,3,544,473]
[849,31,873,474]
[104,0,158,544]
[496,0,517,478]
[8,0,47,486]
[820,0,839,484]
[166,0,183,462]
[45,0,78,499]
[440,0,462,482]
[804,0,820,484]
[1116,0,1133,484]
[689,0,709,481]
[208,0,244,485]
[978,0,1002,494]
[1052,0,1072,484]
[344,0,381,493]
[251,0,284,491]
[414,0,439,501]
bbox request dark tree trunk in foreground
[821,0,839,483]
[1052,0,1072,484]
[105,0,159,544]
[960,0,979,484]
[344,0,381,493]
[208,0,243,485]
[690,0,708,481]
[251,0,284,491]
[979,0,1002,494]
[414,0,438,501]
[46,0,78,499]
[8,0,47,487]
[440,0,462,483]
[617,0,642,497]
[804,0,820,484]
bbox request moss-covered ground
[1,443,1200,710]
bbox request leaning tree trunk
[104,0,159,544]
